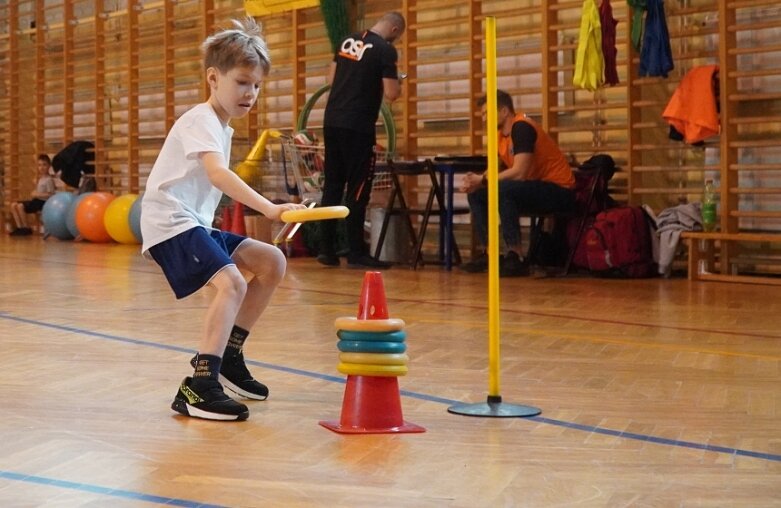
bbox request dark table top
[376,156,488,174]
[431,155,487,172]
[375,159,430,175]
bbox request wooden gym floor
[0,235,779,507]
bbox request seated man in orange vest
[460,90,575,277]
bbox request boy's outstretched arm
[202,152,303,220]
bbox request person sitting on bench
[9,154,56,236]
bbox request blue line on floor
[527,417,779,461]
[0,470,227,508]
[2,310,780,468]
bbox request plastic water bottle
[702,179,717,232]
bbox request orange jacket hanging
[662,65,720,144]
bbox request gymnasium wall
[1,0,780,272]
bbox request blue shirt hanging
[639,0,674,77]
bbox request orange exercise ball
[75,192,115,243]
[104,194,139,244]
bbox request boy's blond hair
[201,17,271,75]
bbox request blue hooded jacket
[639,0,674,77]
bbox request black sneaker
[346,253,392,269]
[221,354,270,400]
[189,354,269,400]
[460,252,488,273]
[500,251,530,277]
[171,377,249,421]
[317,254,340,267]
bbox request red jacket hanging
[600,0,619,86]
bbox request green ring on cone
[337,340,407,354]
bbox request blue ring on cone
[337,329,407,343]
[337,340,407,354]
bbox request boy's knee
[239,244,286,284]
[216,269,248,301]
[264,247,287,283]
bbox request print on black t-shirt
[324,30,399,133]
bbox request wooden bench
[681,231,781,285]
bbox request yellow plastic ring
[337,362,408,377]
[334,317,405,332]
[339,352,409,366]
[280,205,349,223]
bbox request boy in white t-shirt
[9,154,56,236]
[141,18,304,421]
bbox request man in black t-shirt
[318,12,406,269]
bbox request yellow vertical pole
[485,16,501,398]
[448,16,540,418]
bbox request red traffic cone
[220,205,233,232]
[320,271,425,434]
[231,202,247,236]
[356,271,388,320]
[319,375,425,434]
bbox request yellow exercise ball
[104,194,140,244]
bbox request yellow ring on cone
[337,362,408,377]
[339,352,409,366]
[334,317,406,332]
[280,205,349,223]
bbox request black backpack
[576,154,618,214]
[53,140,95,189]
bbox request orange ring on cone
[337,362,408,377]
[334,317,405,332]
[280,205,349,223]
[339,352,409,366]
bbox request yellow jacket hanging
[573,0,604,91]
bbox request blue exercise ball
[128,192,143,243]
[66,192,92,239]
[42,192,76,240]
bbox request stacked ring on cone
[334,318,409,377]
[320,271,424,434]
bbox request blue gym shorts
[148,227,249,299]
